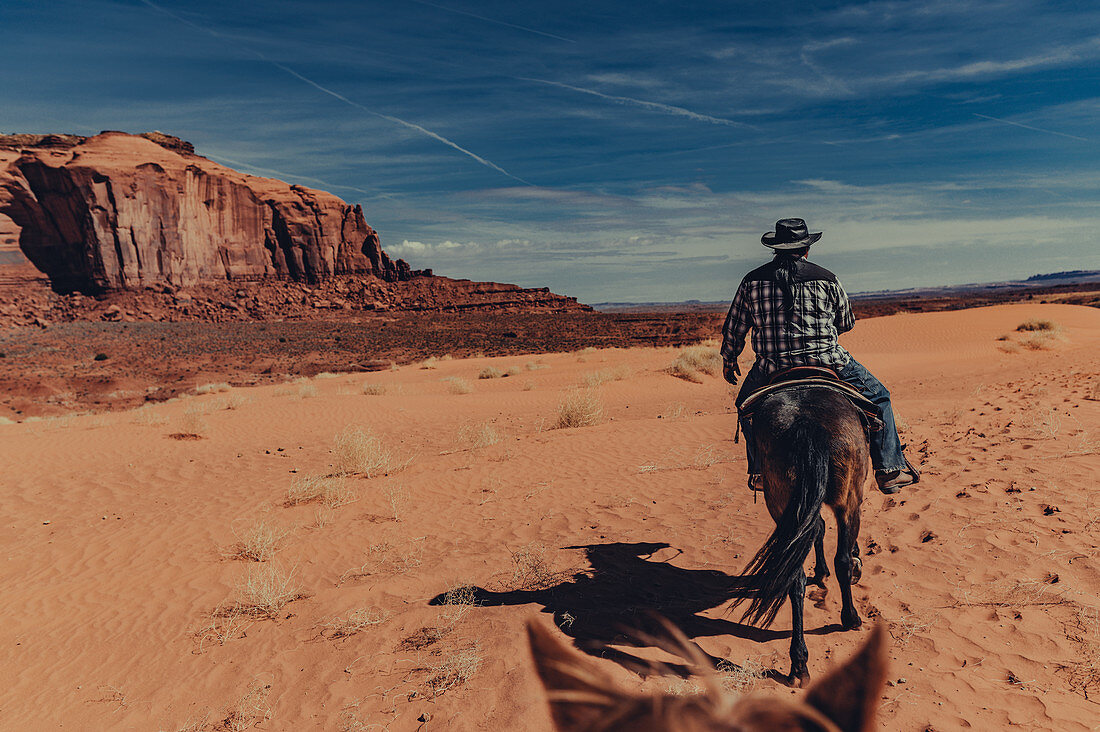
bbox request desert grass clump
[457,420,502,449]
[478,366,505,379]
[196,605,251,652]
[227,519,290,562]
[525,360,548,371]
[298,382,318,398]
[554,388,604,429]
[221,679,273,732]
[1017,319,1057,332]
[384,483,410,522]
[667,344,723,383]
[0,416,15,425]
[333,426,393,477]
[231,563,302,618]
[1020,332,1059,350]
[508,543,564,591]
[443,376,473,395]
[324,607,389,639]
[222,394,251,410]
[174,409,208,437]
[439,584,481,626]
[133,405,169,425]
[715,657,767,695]
[361,382,387,395]
[426,644,482,698]
[340,538,425,582]
[195,382,231,395]
[286,474,357,507]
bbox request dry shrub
[716,657,767,695]
[195,382,231,395]
[286,474,357,507]
[506,365,522,376]
[1017,319,1057,332]
[340,538,425,582]
[997,340,1022,353]
[223,394,250,410]
[555,388,604,429]
[439,584,481,625]
[227,519,290,562]
[667,345,723,383]
[525,360,548,371]
[444,376,473,395]
[478,366,505,379]
[457,421,502,449]
[324,607,389,639]
[384,483,410,522]
[361,382,387,395]
[1020,331,1058,350]
[231,563,302,617]
[314,504,334,529]
[508,543,564,590]
[426,644,482,698]
[133,405,169,425]
[419,356,440,370]
[196,605,251,652]
[315,372,340,380]
[523,380,535,391]
[333,427,398,477]
[221,679,272,732]
[176,410,208,437]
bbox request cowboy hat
[761,218,823,250]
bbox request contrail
[973,113,1089,142]
[409,0,575,43]
[519,77,757,131]
[138,0,530,184]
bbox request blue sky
[2,0,1098,301]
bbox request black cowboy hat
[761,218,823,250]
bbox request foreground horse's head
[528,620,887,732]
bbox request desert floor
[1,303,1098,731]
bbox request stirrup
[748,474,764,491]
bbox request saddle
[736,366,883,433]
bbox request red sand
[0,303,1097,730]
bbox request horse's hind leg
[809,515,830,588]
[787,570,810,686]
[833,507,862,631]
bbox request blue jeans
[737,357,906,474]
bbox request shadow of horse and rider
[428,540,847,682]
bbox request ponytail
[773,248,807,314]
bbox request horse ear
[802,623,888,732]
[527,620,622,731]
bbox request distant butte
[0,131,587,325]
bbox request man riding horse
[721,218,919,495]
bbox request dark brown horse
[731,386,869,686]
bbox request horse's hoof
[808,571,829,588]
[850,556,863,584]
[789,669,810,688]
[841,611,862,630]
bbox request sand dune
[1,303,1097,730]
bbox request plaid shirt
[720,258,854,376]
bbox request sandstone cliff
[0,131,419,292]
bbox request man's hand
[723,359,741,385]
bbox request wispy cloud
[517,77,758,130]
[138,0,530,185]
[408,0,575,43]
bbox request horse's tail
[732,420,830,628]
